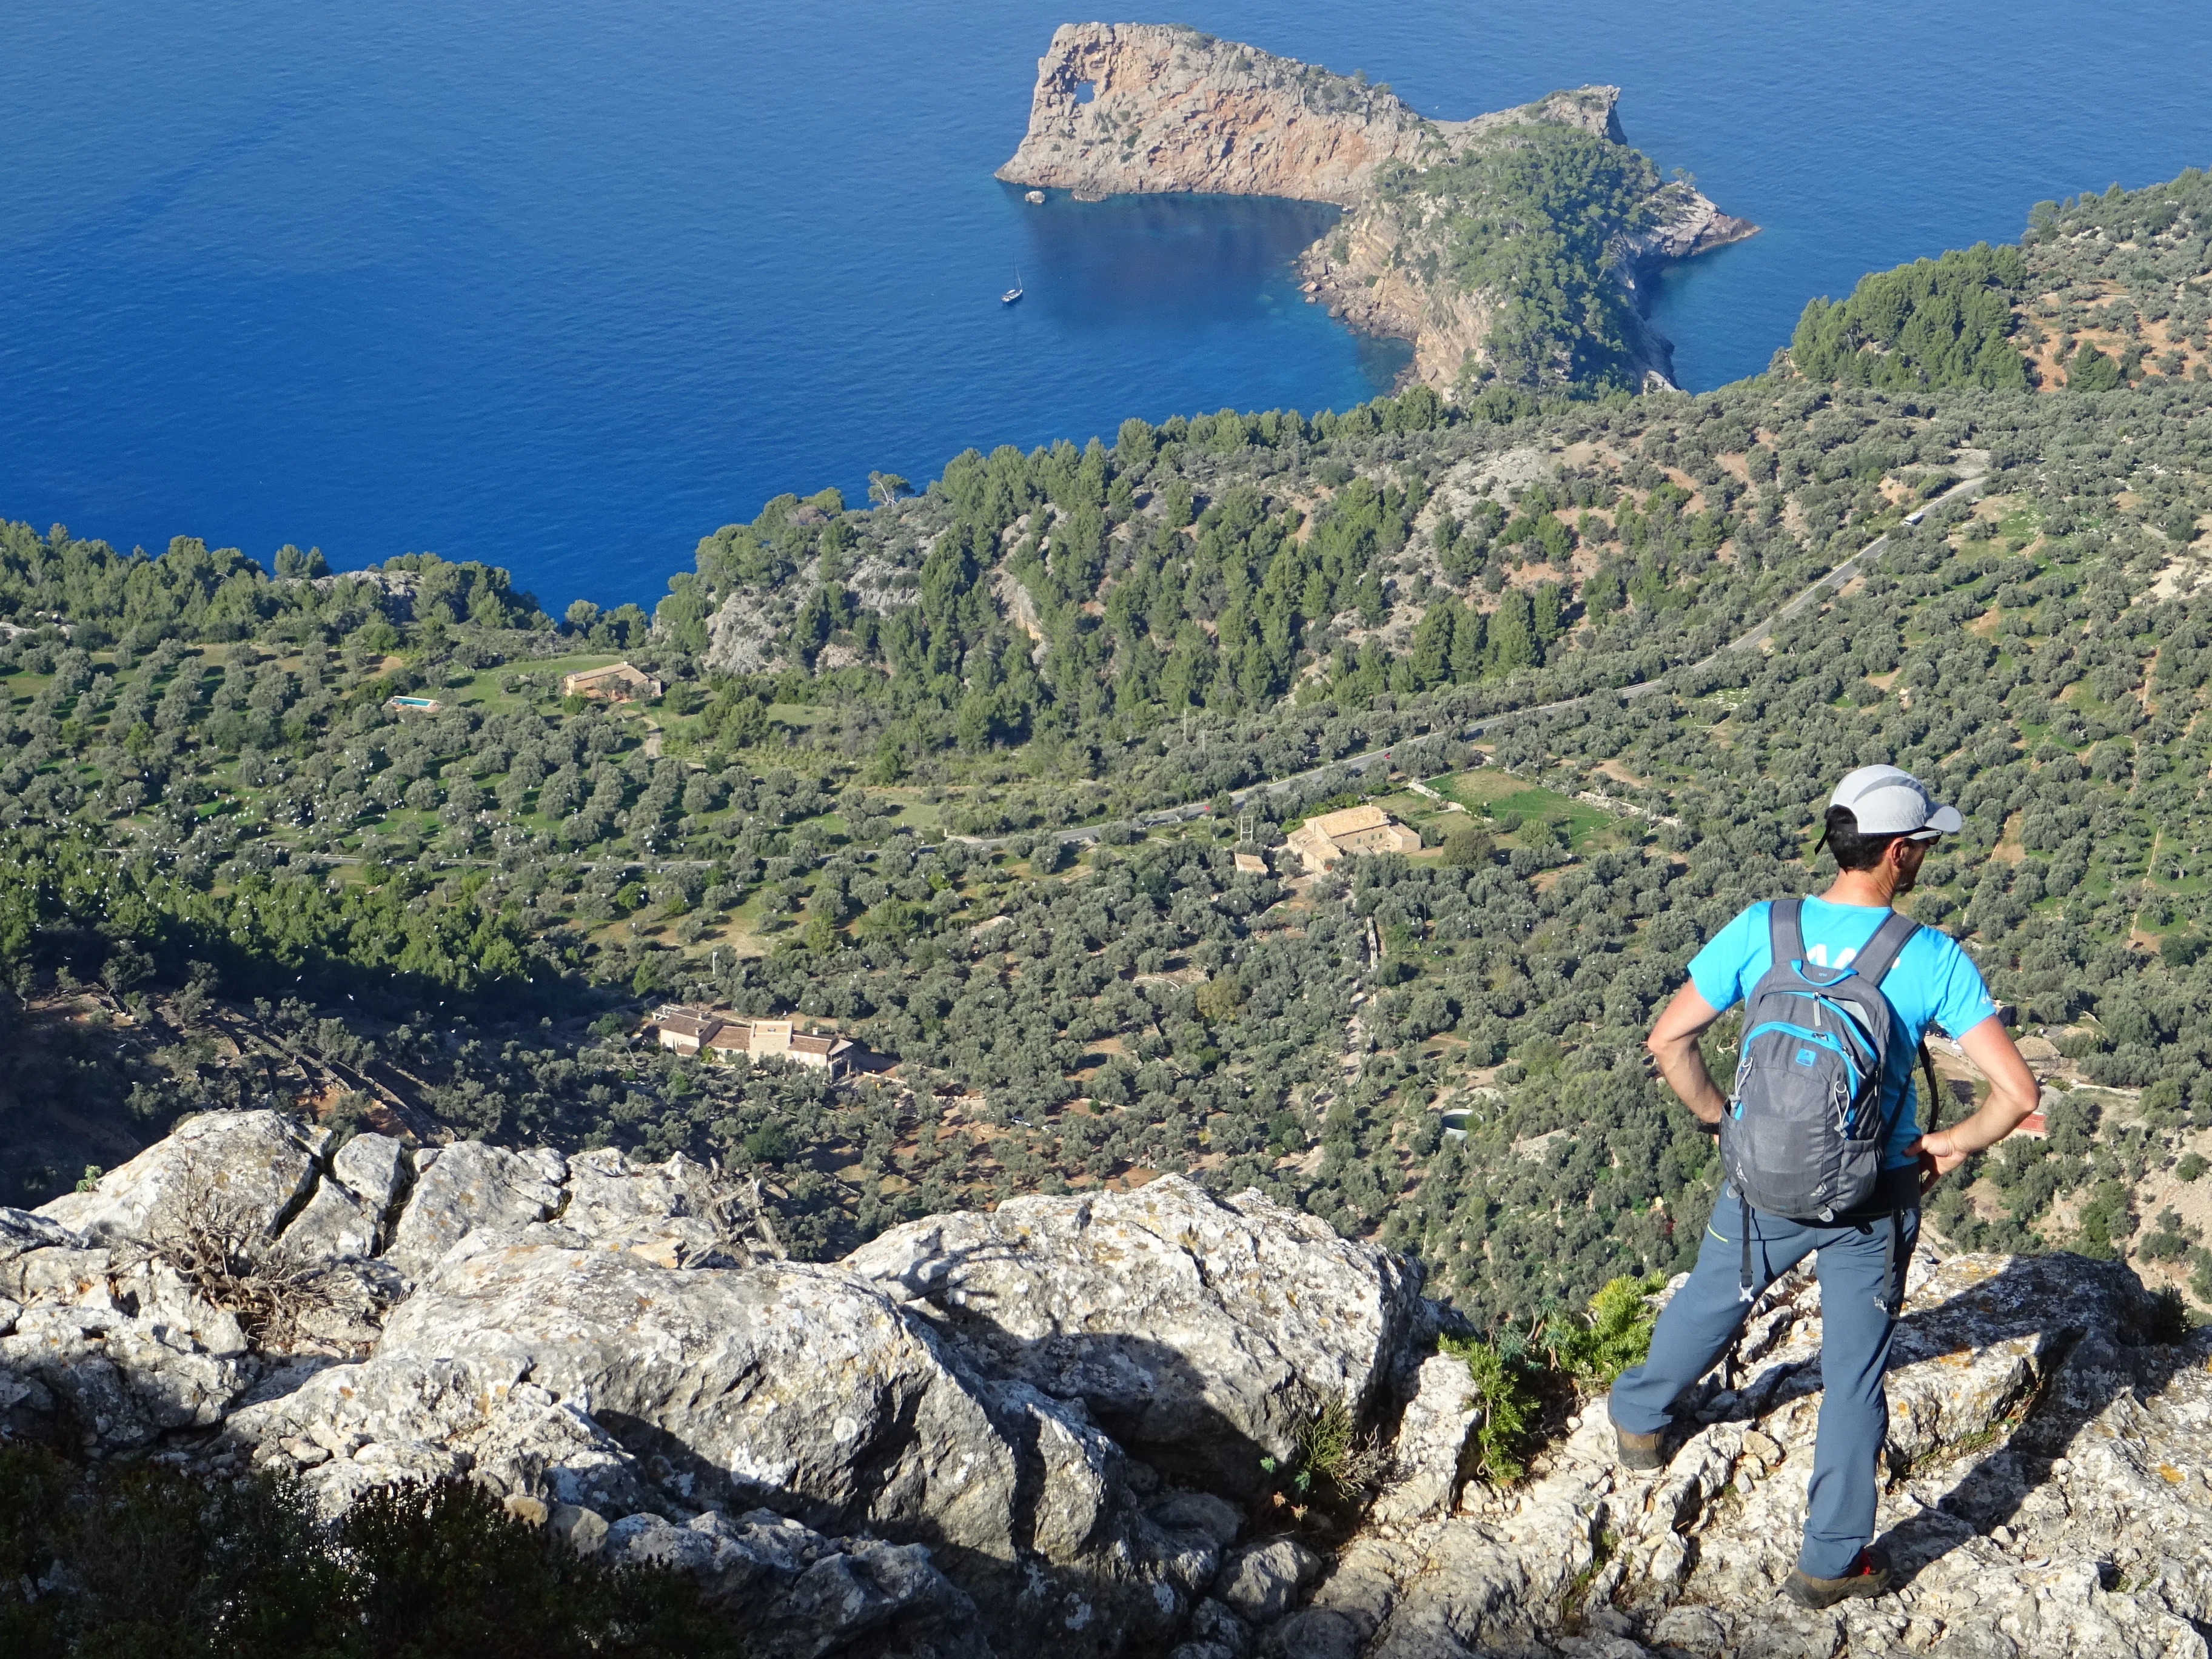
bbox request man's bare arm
[1912,1015,2041,1180]
[1646,982,1729,1124]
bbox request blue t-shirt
[1687,897,1999,1168]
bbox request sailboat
[1001,267,1024,305]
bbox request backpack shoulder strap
[1919,1041,1946,1133]
[1852,910,1921,986]
[1768,898,1806,967]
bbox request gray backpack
[1720,899,1919,1234]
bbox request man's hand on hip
[1906,1014,2042,1191]
[1646,982,1728,1124]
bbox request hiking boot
[1612,1421,1666,1473]
[1781,1546,1891,1609]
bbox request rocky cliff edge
[8,1109,2210,1658]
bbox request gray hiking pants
[1607,1182,1918,1579]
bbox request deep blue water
[4,2,2211,609]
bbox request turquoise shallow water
[2,2,2210,607]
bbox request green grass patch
[1433,768,1536,809]
[1434,771,1627,852]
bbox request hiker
[1608,765,2042,1609]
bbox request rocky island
[997,24,1755,393]
[995,25,1752,395]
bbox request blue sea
[4,1,2210,610]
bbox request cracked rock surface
[1341,1251,2212,1659]
[9,1110,2211,1658]
[846,1183,1426,1496]
[8,1113,1413,1657]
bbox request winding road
[261,471,1989,871]
[996,468,1990,850]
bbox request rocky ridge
[7,1109,2211,1658]
[996,24,1754,391]
[996,23,1472,207]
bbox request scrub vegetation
[1791,166,2212,395]
[1374,121,1675,392]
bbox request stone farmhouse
[651,1005,856,1078]
[1282,804,1423,874]
[563,662,663,702]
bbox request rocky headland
[8,1108,2211,1658]
[996,24,1755,393]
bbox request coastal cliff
[1297,136,1757,392]
[1001,24,1469,205]
[996,25,1626,206]
[997,24,1755,392]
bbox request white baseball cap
[1829,765,1963,837]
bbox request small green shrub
[1545,1273,1667,1384]
[1297,1396,1388,1498]
[2192,1247,2212,1308]
[1294,1396,1356,1489]
[1261,1396,1386,1509]
[1443,1332,1540,1483]
[2145,1286,2196,1344]
[1443,1274,1665,1488]
[341,1478,742,1657]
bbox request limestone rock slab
[331,1133,408,1216]
[329,1232,1190,1655]
[560,1145,748,1267]
[1215,1537,1321,1626]
[281,1175,380,1262]
[1370,1352,1476,1524]
[37,1110,318,1246]
[848,1178,1424,1492]
[0,1206,81,1262]
[381,1142,565,1276]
